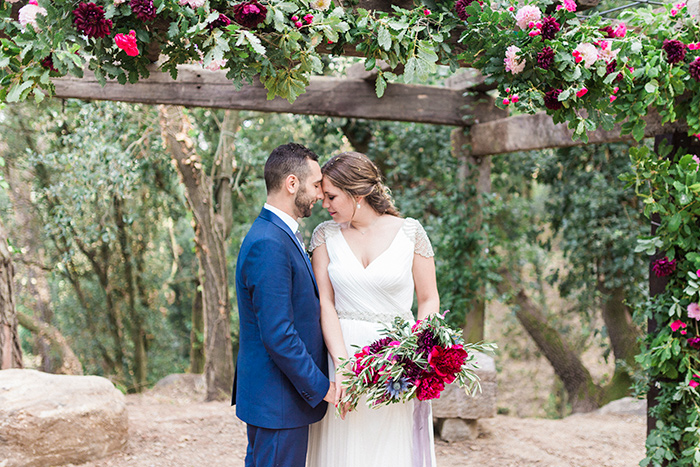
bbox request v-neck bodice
[310,218,434,324]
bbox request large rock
[0,369,128,467]
[431,351,497,420]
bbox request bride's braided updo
[322,151,400,217]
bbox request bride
[306,151,439,467]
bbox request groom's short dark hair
[264,143,319,194]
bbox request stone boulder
[0,369,128,467]
[596,397,646,417]
[431,352,497,442]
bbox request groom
[232,143,333,467]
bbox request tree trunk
[4,158,58,373]
[497,270,602,413]
[190,279,205,374]
[113,195,148,392]
[158,105,234,401]
[16,310,83,374]
[597,283,640,403]
[0,219,23,369]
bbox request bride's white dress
[306,218,437,467]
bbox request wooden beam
[470,111,689,156]
[51,66,506,126]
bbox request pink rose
[691,380,699,388]
[115,30,139,57]
[613,22,627,38]
[688,303,700,321]
[670,319,687,332]
[576,88,588,97]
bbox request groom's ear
[285,174,299,194]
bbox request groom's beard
[294,186,315,218]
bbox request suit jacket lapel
[259,208,319,295]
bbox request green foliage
[459,0,700,141]
[623,143,700,466]
[0,0,460,103]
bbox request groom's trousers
[245,424,308,467]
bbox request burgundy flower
[540,16,560,40]
[690,58,700,82]
[537,46,555,69]
[72,2,112,38]
[687,337,700,349]
[208,12,231,30]
[544,88,563,110]
[454,0,483,21]
[599,26,615,38]
[416,328,437,356]
[662,39,687,64]
[428,345,468,384]
[368,337,393,355]
[652,257,677,277]
[416,373,445,401]
[398,356,423,382]
[40,55,58,72]
[130,0,157,22]
[233,0,267,29]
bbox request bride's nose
[322,197,330,208]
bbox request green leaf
[6,80,33,103]
[378,27,391,51]
[375,73,387,98]
[668,212,682,232]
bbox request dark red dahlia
[40,55,58,72]
[208,12,231,30]
[368,337,393,354]
[540,16,560,41]
[606,59,617,75]
[233,0,267,29]
[690,58,700,82]
[537,46,555,69]
[599,26,615,38]
[544,88,563,110]
[416,328,437,356]
[688,337,700,349]
[652,257,676,277]
[398,356,423,382]
[454,0,483,21]
[72,2,112,38]
[662,39,687,64]
[130,0,157,22]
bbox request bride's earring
[357,203,361,209]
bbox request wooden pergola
[39,0,700,446]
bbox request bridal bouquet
[336,313,496,414]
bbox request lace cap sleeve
[309,221,337,252]
[405,218,434,258]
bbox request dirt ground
[69,385,645,467]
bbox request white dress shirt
[264,203,303,248]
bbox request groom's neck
[266,195,297,221]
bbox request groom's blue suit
[233,207,329,467]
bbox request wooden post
[451,128,491,342]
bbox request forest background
[0,58,649,417]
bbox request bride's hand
[334,368,350,420]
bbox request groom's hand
[323,382,335,403]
